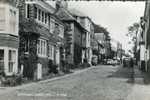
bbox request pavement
[125,66,150,100]
[0,65,150,100]
[0,66,93,95]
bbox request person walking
[130,58,134,68]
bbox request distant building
[55,1,87,65]
[94,23,111,61]
[95,33,106,62]
[110,39,122,60]
[69,9,94,64]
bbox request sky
[48,1,145,52]
[67,1,145,52]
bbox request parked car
[106,59,113,65]
[103,59,107,64]
[113,59,120,65]
[91,55,98,66]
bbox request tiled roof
[19,18,64,44]
[69,9,87,17]
[55,8,76,21]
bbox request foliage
[127,23,139,42]
[126,22,140,56]
[19,34,39,79]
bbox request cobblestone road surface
[0,65,150,100]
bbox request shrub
[48,60,58,74]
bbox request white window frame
[35,7,49,28]
[9,9,17,35]
[59,24,64,38]
[25,4,30,18]
[48,44,54,60]
[8,50,16,73]
[37,38,47,58]
[50,18,55,34]
[0,47,18,76]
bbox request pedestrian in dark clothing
[130,58,134,68]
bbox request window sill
[48,57,54,60]
[37,54,47,58]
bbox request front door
[37,63,42,80]
[0,50,4,73]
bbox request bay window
[37,39,47,57]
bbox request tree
[126,22,140,63]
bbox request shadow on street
[107,65,150,85]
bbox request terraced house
[69,9,94,64]
[0,0,19,76]
[55,1,87,66]
[18,0,65,80]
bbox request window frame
[48,44,54,60]
[26,4,30,18]
[37,38,47,58]
[8,50,16,73]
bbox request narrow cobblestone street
[0,65,150,100]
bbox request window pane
[38,9,41,21]
[37,39,47,56]
[12,51,16,62]
[0,50,4,71]
[45,41,46,55]
[50,19,55,33]
[37,40,40,54]
[26,4,30,18]
[40,40,42,55]
[0,8,5,31]
[10,9,16,34]
[9,50,12,61]
[42,11,44,22]
[43,41,45,55]
[34,6,37,19]
[45,13,47,24]
[8,50,16,73]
